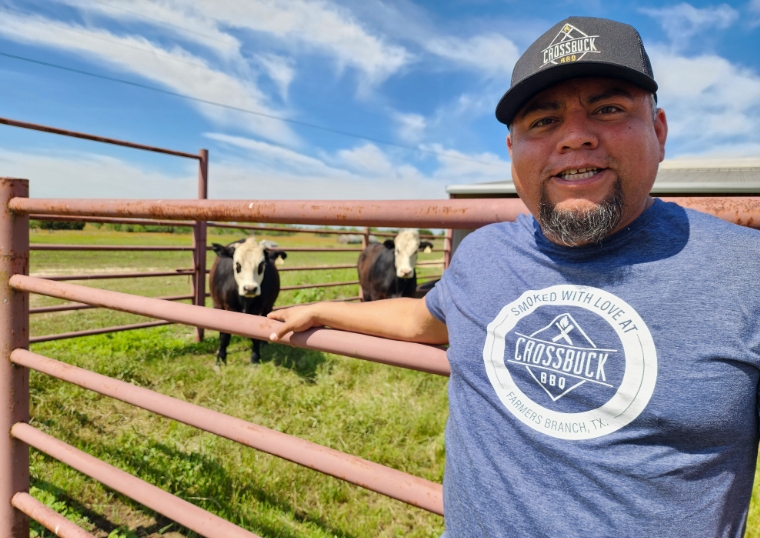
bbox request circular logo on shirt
[483,285,657,440]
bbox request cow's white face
[231,238,267,297]
[394,229,420,279]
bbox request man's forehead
[516,77,643,119]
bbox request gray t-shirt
[426,200,760,537]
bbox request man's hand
[266,298,448,345]
[267,305,323,341]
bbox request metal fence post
[358,226,370,301]
[193,150,208,342]
[361,226,370,249]
[0,178,30,537]
[443,228,452,269]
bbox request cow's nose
[398,268,412,277]
[243,285,259,295]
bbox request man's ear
[506,133,514,160]
[212,243,234,258]
[383,239,395,250]
[655,108,668,162]
[420,241,434,253]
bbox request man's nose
[557,113,598,152]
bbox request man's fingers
[269,321,291,342]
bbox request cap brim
[495,62,658,126]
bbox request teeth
[559,167,600,180]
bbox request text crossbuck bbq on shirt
[483,285,657,441]
[510,313,617,402]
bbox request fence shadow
[33,432,360,538]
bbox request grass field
[25,225,447,537]
[23,225,760,537]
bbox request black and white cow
[209,237,286,365]
[357,229,433,301]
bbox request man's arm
[267,298,448,345]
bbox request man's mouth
[557,167,602,181]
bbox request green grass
[25,226,447,537]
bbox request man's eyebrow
[518,100,561,119]
[586,88,635,105]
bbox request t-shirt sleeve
[424,268,453,324]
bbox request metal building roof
[446,158,760,196]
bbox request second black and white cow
[209,237,286,365]
[357,229,433,301]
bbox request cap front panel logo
[483,285,657,440]
[541,23,600,68]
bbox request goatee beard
[538,179,625,247]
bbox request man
[269,17,760,537]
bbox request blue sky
[0,0,757,200]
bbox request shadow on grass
[34,433,359,538]
[31,477,186,537]
[214,334,328,382]
[33,326,328,383]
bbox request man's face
[507,77,667,245]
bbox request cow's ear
[383,239,395,250]
[212,243,234,258]
[266,249,287,263]
[420,241,434,253]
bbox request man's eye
[596,105,621,115]
[531,117,555,128]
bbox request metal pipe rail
[278,263,356,272]
[31,244,194,251]
[30,320,173,344]
[10,198,532,228]
[13,196,760,229]
[209,246,363,252]
[208,221,439,240]
[0,116,200,160]
[10,423,260,538]
[30,214,195,227]
[281,280,359,291]
[10,275,451,376]
[11,492,94,538]
[33,269,194,281]
[271,296,361,310]
[12,350,444,514]
[31,293,193,314]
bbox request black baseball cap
[495,17,657,126]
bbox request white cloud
[204,133,352,178]
[650,46,760,156]
[201,0,411,88]
[392,112,427,143]
[0,149,196,199]
[423,33,519,77]
[256,54,296,100]
[0,11,299,145]
[640,3,738,50]
[422,144,510,183]
[332,143,424,180]
[56,0,242,59]
[67,0,412,90]
[205,133,510,198]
